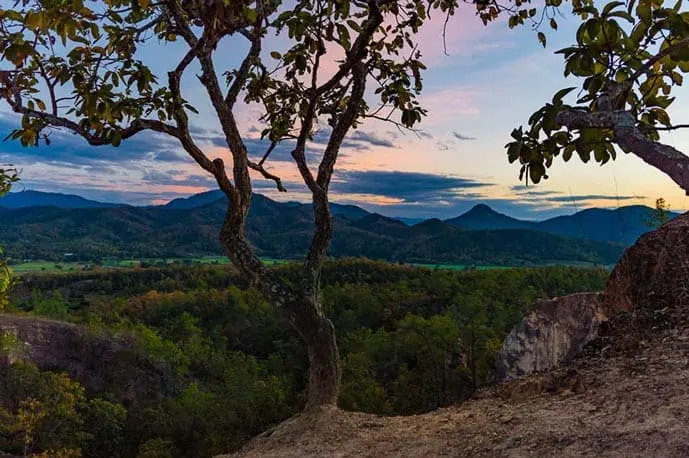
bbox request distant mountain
[163,189,371,220]
[446,203,679,246]
[0,190,124,209]
[446,204,533,230]
[537,206,680,246]
[0,194,624,266]
[164,190,224,210]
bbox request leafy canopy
[506,0,689,185]
[0,0,563,155]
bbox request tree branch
[556,109,689,194]
[629,36,689,83]
[248,160,286,192]
[315,0,383,96]
[6,94,177,144]
[225,20,262,108]
[167,46,233,196]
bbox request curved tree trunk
[279,296,341,409]
[300,308,341,409]
[219,216,341,410]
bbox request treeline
[1,259,608,457]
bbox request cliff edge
[224,213,689,457]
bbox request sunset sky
[1,4,688,220]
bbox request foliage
[506,0,689,186]
[3,260,608,456]
[644,197,672,228]
[0,168,17,311]
[0,199,626,265]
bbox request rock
[604,211,689,317]
[0,313,171,403]
[493,292,605,382]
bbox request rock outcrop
[0,313,169,403]
[493,292,605,382]
[604,211,689,317]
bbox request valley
[0,190,659,267]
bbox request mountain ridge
[1,189,673,250]
[0,194,624,266]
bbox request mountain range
[0,189,671,266]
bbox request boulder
[604,211,689,316]
[0,313,170,403]
[493,292,605,382]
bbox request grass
[11,258,602,275]
[412,263,510,271]
[11,256,290,274]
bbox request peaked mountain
[163,190,224,210]
[446,203,679,246]
[537,205,679,246]
[0,190,124,209]
[0,194,624,266]
[446,204,534,230]
[164,188,371,219]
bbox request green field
[10,257,609,275]
[10,256,290,274]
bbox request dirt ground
[223,315,689,458]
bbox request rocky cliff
[0,313,167,403]
[223,212,689,458]
[492,292,605,382]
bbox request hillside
[446,204,678,246]
[0,190,124,209]
[227,316,689,457]
[227,210,689,458]
[0,195,624,265]
[2,190,671,248]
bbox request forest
[1,260,607,457]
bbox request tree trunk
[301,312,341,410]
[219,226,341,410]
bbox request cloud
[453,131,476,141]
[544,194,646,203]
[436,141,451,151]
[331,170,492,202]
[349,130,394,147]
[141,168,216,187]
[0,115,183,166]
[509,185,562,197]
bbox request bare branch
[259,141,277,166]
[248,160,287,192]
[629,36,689,83]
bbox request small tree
[644,197,672,228]
[0,167,18,311]
[507,0,689,195]
[0,0,553,410]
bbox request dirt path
[225,321,689,457]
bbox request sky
[1,3,688,220]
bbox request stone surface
[604,211,689,316]
[493,292,605,382]
[0,313,168,403]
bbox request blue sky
[1,3,688,220]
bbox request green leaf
[552,87,576,103]
[537,32,547,48]
[111,130,122,147]
[602,1,625,16]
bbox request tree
[507,0,689,195]
[0,0,549,410]
[0,167,18,311]
[644,197,672,228]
